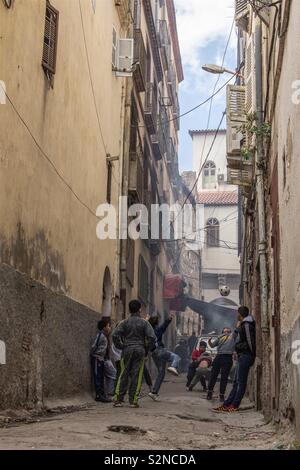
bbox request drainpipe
[255,22,269,334]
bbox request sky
[174,0,237,172]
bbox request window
[42,1,59,77]
[203,161,216,188]
[138,255,149,305]
[206,218,220,247]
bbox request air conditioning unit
[218,174,225,184]
[226,85,246,157]
[235,0,249,32]
[115,38,134,77]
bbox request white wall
[191,131,236,192]
[190,130,240,306]
[201,205,239,273]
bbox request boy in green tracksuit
[112,300,156,408]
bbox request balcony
[133,30,146,93]
[167,62,177,104]
[159,20,171,71]
[173,94,180,131]
[227,159,253,187]
[145,83,158,135]
[166,137,175,164]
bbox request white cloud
[175,0,236,92]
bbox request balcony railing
[133,30,147,92]
[145,83,158,135]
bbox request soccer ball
[220,285,230,297]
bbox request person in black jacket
[213,306,256,413]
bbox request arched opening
[102,267,112,318]
[206,218,220,247]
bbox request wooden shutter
[42,2,59,75]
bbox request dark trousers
[208,354,233,396]
[114,346,145,405]
[224,354,255,408]
[186,362,197,387]
[91,357,105,398]
[190,368,210,390]
[115,360,152,392]
[143,364,152,388]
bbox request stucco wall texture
[0,262,99,410]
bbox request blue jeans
[152,348,180,394]
[224,354,255,408]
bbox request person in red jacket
[186,341,207,389]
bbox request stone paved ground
[0,376,291,450]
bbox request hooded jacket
[235,315,256,357]
[91,330,109,361]
[112,314,156,353]
[209,331,237,355]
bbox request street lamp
[202,64,244,79]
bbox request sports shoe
[148,392,159,401]
[113,401,124,408]
[206,391,213,400]
[129,403,140,408]
[212,405,229,413]
[167,367,179,376]
[95,396,112,403]
[219,394,225,402]
[224,405,239,413]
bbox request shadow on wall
[0,222,69,294]
[0,263,100,410]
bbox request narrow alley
[0,378,287,451]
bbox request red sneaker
[212,405,229,413]
[224,405,240,413]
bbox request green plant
[240,112,271,140]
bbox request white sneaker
[148,392,159,402]
[168,367,179,376]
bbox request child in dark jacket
[91,319,113,403]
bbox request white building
[190,129,240,310]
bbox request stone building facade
[230,0,300,437]
[0,0,183,408]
